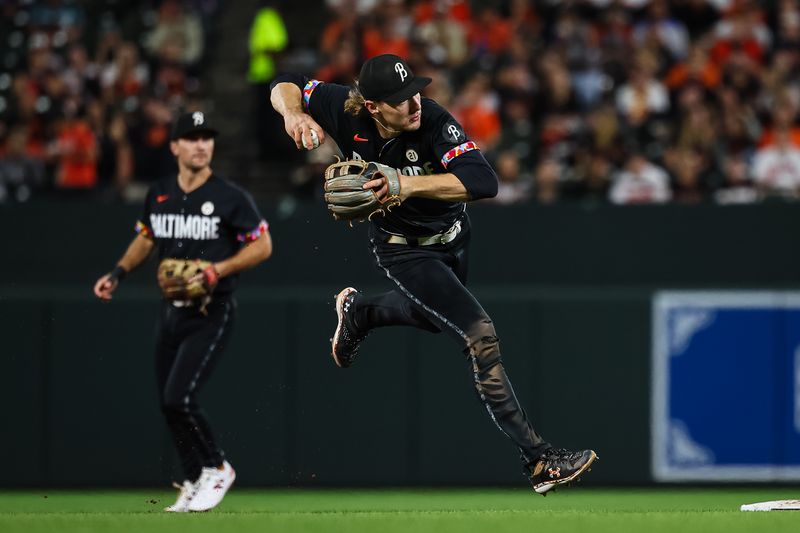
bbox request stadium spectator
[751,129,800,198]
[361,1,411,59]
[248,1,288,85]
[319,2,359,59]
[493,38,537,104]
[62,44,100,101]
[143,0,205,67]
[99,41,149,105]
[467,5,512,58]
[48,106,98,192]
[487,150,533,205]
[0,125,45,203]
[674,102,717,153]
[757,95,800,148]
[632,0,690,62]
[490,97,536,170]
[87,100,132,197]
[664,147,714,204]
[563,150,614,204]
[615,51,670,128]
[248,1,290,161]
[664,44,721,92]
[450,72,501,152]
[315,39,358,86]
[126,96,177,199]
[714,152,759,204]
[710,2,771,67]
[714,85,761,155]
[533,156,564,205]
[414,3,469,68]
[774,0,800,48]
[608,152,672,204]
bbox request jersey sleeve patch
[303,80,322,110]
[237,220,269,243]
[441,141,479,169]
[135,220,153,239]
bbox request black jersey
[303,79,497,236]
[136,174,268,295]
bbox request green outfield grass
[1,488,799,533]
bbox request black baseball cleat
[527,448,598,495]
[331,287,367,368]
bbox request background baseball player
[93,111,272,511]
[269,54,596,494]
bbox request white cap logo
[395,62,408,82]
[192,112,205,126]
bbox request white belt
[386,220,462,246]
[170,296,211,308]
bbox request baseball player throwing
[270,54,597,494]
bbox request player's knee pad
[465,318,500,367]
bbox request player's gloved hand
[323,159,402,223]
[194,263,219,293]
[158,259,218,300]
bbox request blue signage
[652,291,800,481]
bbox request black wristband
[109,265,127,284]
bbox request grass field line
[3,491,800,533]
[0,508,761,516]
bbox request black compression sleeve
[448,152,499,200]
[269,73,307,92]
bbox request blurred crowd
[0,0,218,204]
[4,0,800,207]
[296,0,800,205]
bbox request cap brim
[174,128,219,140]
[383,76,432,104]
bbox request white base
[741,500,800,511]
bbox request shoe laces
[169,480,195,508]
[542,448,583,462]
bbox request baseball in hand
[303,129,320,150]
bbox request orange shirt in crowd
[468,12,513,55]
[56,120,97,189]
[362,29,409,60]
[453,105,500,149]
[758,128,800,148]
[413,0,471,25]
[664,62,721,90]
[710,38,765,65]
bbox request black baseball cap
[358,54,432,104]
[171,111,219,140]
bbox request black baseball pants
[155,296,236,482]
[355,216,551,466]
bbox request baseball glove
[323,159,402,222]
[157,258,219,301]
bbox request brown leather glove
[323,159,402,222]
[157,258,219,300]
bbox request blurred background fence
[2,201,799,487]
